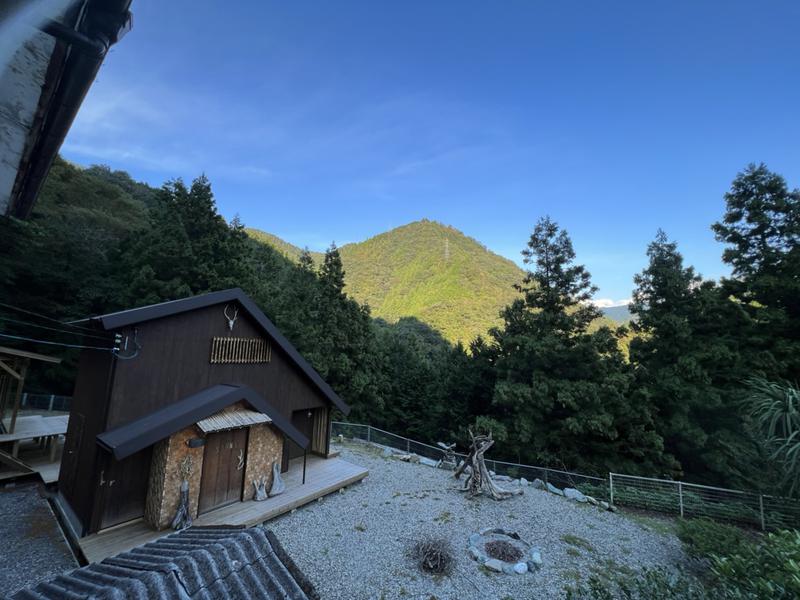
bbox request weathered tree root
[454,430,523,500]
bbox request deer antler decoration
[224,304,239,331]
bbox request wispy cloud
[591,298,631,308]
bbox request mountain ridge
[247,220,627,343]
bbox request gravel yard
[0,482,77,596]
[269,442,686,600]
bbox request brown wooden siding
[59,346,114,532]
[106,305,326,429]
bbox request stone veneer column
[144,427,205,530]
[243,424,284,500]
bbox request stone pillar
[144,427,205,530]
[243,424,284,500]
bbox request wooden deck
[78,455,368,564]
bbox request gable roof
[10,527,316,600]
[97,384,309,460]
[78,288,350,415]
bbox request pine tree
[629,231,765,486]
[712,163,800,379]
[490,217,664,473]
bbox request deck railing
[331,421,800,531]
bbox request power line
[0,332,114,352]
[0,315,113,341]
[0,302,100,333]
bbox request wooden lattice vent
[210,337,271,364]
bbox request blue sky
[62,1,800,304]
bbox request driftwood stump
[454,430,522,500]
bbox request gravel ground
[0,482,77,595]
[269,442,686,600]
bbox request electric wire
[0,315,113,341]
[0,302,100,333]
[0,331,114,351]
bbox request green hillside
[245,228,323,263]
[248,220,525,343]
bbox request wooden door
[286,409,314,462]
[98,446,152,530]
[60,413,84,500]
[198,429,248,514]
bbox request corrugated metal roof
[196,408,271,433]
[10,527,315,600]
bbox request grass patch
[561,534,595,553]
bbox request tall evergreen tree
[629,231,766,486]
[712,163,800,379]
[490,217,664,473]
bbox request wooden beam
[0,359,21,380]
[8,360,28,434]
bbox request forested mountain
[249,221,523,343]
[1,157,798,497]
[248,221,628,342]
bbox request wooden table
[0,415,68,460]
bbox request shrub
[564,568,707,599]
[711,529,800,599]
[407,536,455,576]
[676,517,749,560]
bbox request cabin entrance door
[198,428,248,514]
[97,446,152,530]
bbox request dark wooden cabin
[58,288,350,536]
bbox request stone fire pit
[467,528,542,575]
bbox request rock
[564,488,588,503]
[586,495,599,506]
[484,558,504,572]
[337,434,344,443]
[397,453,421,464]
[469,533,481,545]
[600,501,610,510]
[468,546,483,561]
[513,562,528,574]
[489,470,496,477]
[419,456,438,467]
[608,503,618,513]
[546,482,564,496]
[493,474,513,482]
[531,478,545,490]
[529,548,543,567]
[268,461,285,496]
[520,477,529,487]
[381,447,393,458]
[502,563,516,575]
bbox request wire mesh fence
[609,473,800,531]
[331,422,608,500]
[332,422,800,531]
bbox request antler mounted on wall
[223,304,239,331]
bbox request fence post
[609,473,614,505]
[406,438,410,453]
[48,394,55,412]
[367,425,371,443]
[759,495,766,531]
[21,392,28,408]
[678,482,684,518]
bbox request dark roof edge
[97,384,309,460]
[78,288,350,415]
